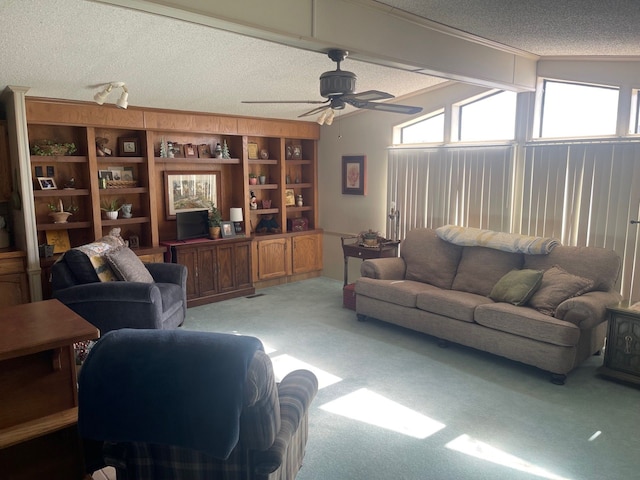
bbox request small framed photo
[37,177,57,190]
[197,144,211,158]
[118,137,140,157]
[285,188,296,206]
[247,142,259,160]
[184,143,197,158]
[122,166,135,181]
[99,170,113,180]
[220,221,236,238]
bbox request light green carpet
[183,277,640,480]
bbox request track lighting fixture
[93,82,129,109]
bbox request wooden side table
[598,301,640,386]
[0,299,100,478]
[341,236,399,309]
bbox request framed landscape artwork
[164,171,221,219]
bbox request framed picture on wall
[164,171,221,219]
[342,155,366,195]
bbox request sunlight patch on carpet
[270,354,342,389]
[320,388,446,439]
[446,434,572,480]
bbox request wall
[319,58,640,283]
[318,82,489,282]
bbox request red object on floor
[343,283,356,310]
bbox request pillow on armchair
[105,247,154,283]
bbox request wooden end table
[598,301,640,386]
[0,299,100,478]
[341,236,399,286]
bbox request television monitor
[176,209,209,240]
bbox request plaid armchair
[78,329,318,480]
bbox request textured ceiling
[1,0,639,122]
[376,0,640,56]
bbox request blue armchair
[51,248,187,334]
[78,329,319,480]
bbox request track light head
[93,84,112,105]
[116,87,129,109]
[94,82,128,108]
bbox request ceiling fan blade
[298,104,331,118]
[241,100,328,104]
[344,98,423,115]
[342,90,395,102]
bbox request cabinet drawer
[0,257,25,275]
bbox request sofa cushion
[401,228,462,289]
[106,247,154,283]
[489,269,543,306]
[416,289,494,323]
[527,265,594,316]
[355,277,437,308]
[451,247,523,296]
[474,303,580,347]
[524,245,620,292]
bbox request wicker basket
[106,180,137,189]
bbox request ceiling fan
[242,49,423,122]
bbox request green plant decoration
[100,199,122,212]
[208,203,222,227]
[31,140,77,156]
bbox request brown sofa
[355,228,622,384]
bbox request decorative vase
[209,226,221,239]
[249,177,258,185]
[49,211,72,223]
[258,175,266,185]
[105,211,118,220]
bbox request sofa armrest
[54,282,164,332]
[555,290,623,329]
[360,257,406,280]
[145,263,187,286]
[251,369,318,475]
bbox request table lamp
[230,207,244,235]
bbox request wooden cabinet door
[292,233,322,274]
[196,245,218,298]
[216,243,236,293]
[256,237,290,280]
[234,241,252,289]
[0,273,29,307]
[174,247,200,300]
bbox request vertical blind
[388,141,640,300]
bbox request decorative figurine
[214,143,223,159]
[250,190,258,210]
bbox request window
[538,80,618,138]
[458,91,517,142]
[400,112,444,144]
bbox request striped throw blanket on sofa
[435,225,560,255]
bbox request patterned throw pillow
[527,265,594,316]
[105,246,154,283]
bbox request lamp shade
[230,207,243,222]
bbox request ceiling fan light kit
[94,82,129,109]
[241,49,422,121]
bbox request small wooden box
[287,217,309,232]
[343,283,356,310]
